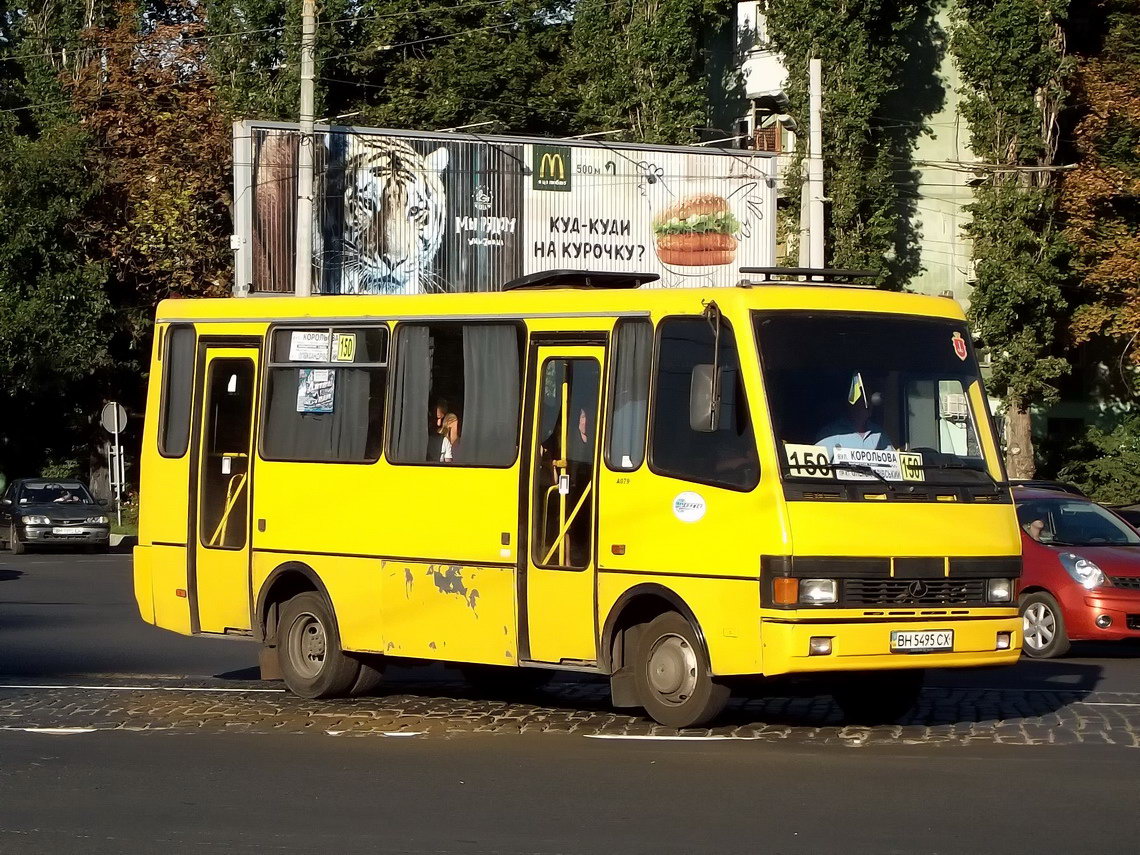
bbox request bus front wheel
[632,612,730,728]
[277,591,360,699]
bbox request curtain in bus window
[456,325,520,465]
[263,368,379,461]
[390,325,431,462]
[608,320,651,469]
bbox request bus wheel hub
[647,634,697,702]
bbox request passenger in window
[815,375,893,453]
[429,399,461,463]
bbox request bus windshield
[754,312,995,487]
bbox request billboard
[232,121,779,296]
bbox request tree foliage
[764,0,931,286]
[70,1,233,349]
[950,0,1072,477]
[1058,415,1140,504]
[567,0,729,143]
[0,4,112,478]
[1059,0,1140,391]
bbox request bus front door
[525,346,604,664]
[192,346,258,634]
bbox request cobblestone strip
[0,680,1137,748]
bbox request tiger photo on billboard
[321,136,450,295]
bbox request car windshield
[754,312,995,486]
[1017,498,1140,547]
[19,483,94,504]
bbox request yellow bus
[134,269,1022,727]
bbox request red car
[1015,487,1140,657]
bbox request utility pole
[294,0,317,297]
[807,57,825,271]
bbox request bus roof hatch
[501,269,659,291]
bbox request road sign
[100,402,127,527]
[101,402,128,434]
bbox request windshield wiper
[911,461,1002,490]
[787,460,895,491]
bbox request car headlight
[21,515,51,526]
[987,578,1014,603]
[1059,553,1107,590]
[85,516,109,525]
[799,578,838,604]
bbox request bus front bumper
[760,614,1022,676]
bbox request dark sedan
[0,479,111,553]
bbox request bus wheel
[632,612,729,728]
[277,592,360,699]
[831,670,925,725]
[349,655,385,697]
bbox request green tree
[567,0,730,143]
[0,119,111,479]
[1058,416,1140,504]
[950,0,1072,478]
[330,0,575,135]
[764,0,931,286]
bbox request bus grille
[1110,577,1140,590]
[844,578,987,606]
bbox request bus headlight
[987,578,1013,603]
[1059,553,1107,590]
[799,579,838,605]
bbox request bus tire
[349,655,385,697]
[277,591,360,699]
[632,611,729,728]
[831,669,924,725]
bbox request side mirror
[689,364,720,432]
[0,498,10,506]
[98,498,110,507]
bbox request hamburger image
[652,194,741,266]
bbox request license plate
[51,527,81,535]
[891,629,954,653]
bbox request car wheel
[1020,592,1070,658]
[10,530,27,555]
[632,611,730,728]
[831,670,925,724]
[276,591,360,699]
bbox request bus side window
[650,317,759,491]
[606,319,652,471]
[388,322,523,467]
[261,326,387,463]
[159,325,197,458]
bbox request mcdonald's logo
[533,145,572,192]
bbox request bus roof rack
[501,269,659,291]
[738,267,880,284]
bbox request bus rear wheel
[277,591,360,699]
[632,612,729,728]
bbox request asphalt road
[2,551,1139,854]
